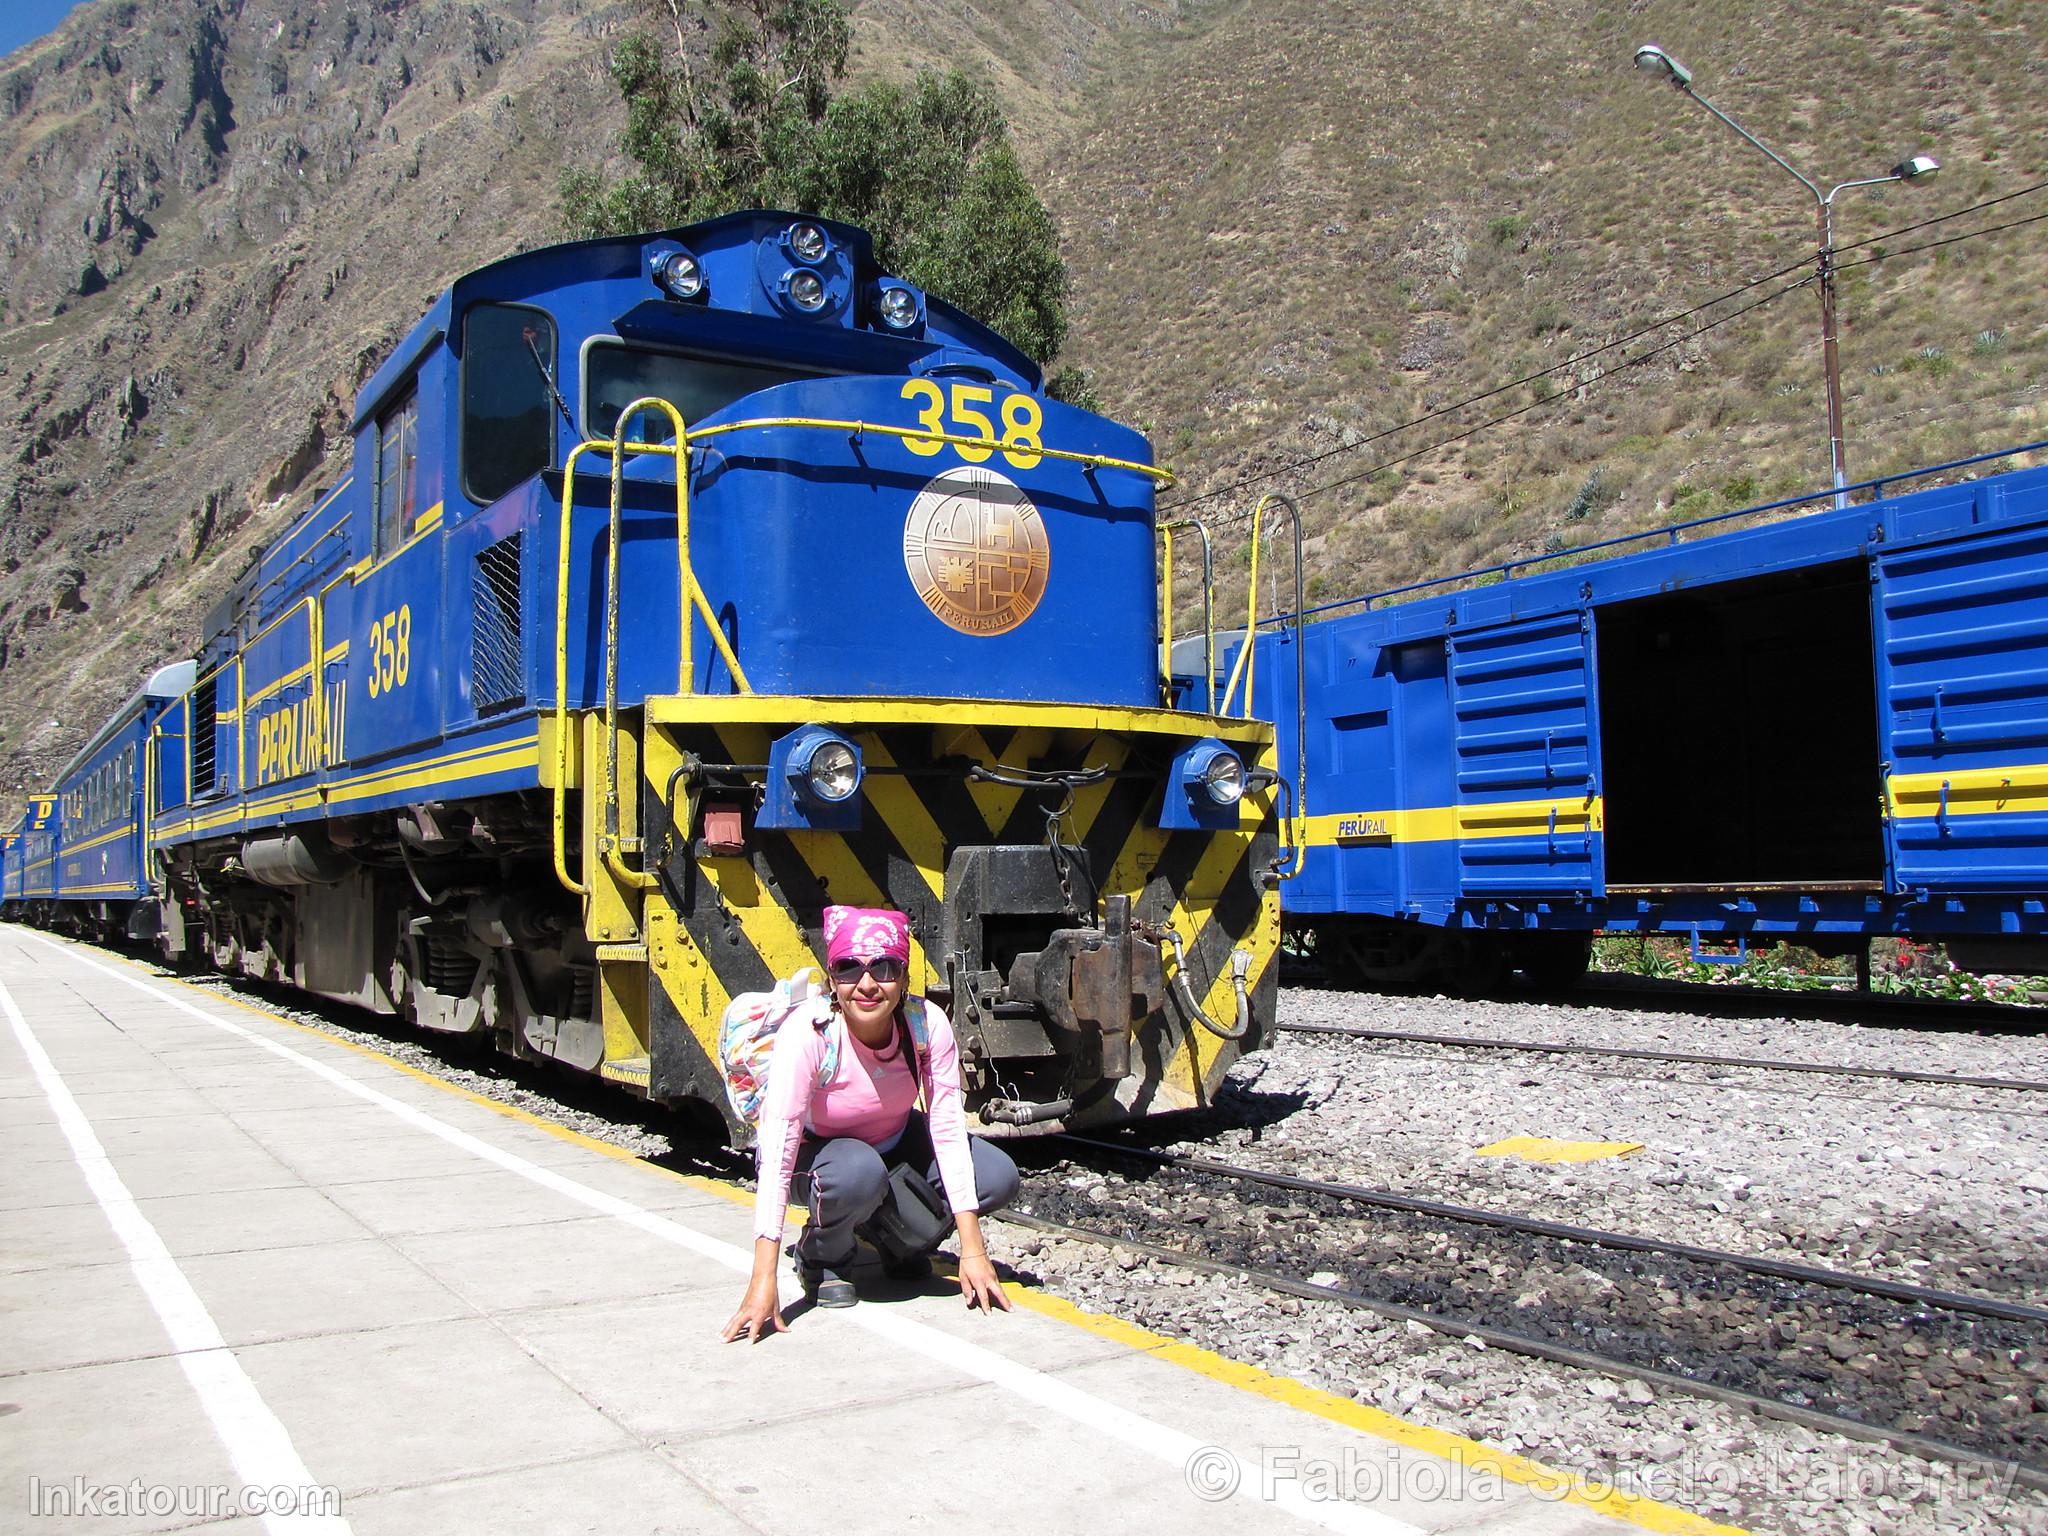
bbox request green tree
[563,0,1085,381]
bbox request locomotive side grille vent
[192,681,218,795]
[472,533,524,714]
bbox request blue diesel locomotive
[19,211,1282,1136]
[1240,448,2048,991]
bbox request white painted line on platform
[0,973,350,1536]
[19,935,1426,1536]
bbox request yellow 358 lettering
[900,380,1043,470]
[367,606,411,700]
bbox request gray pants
[792,1111,1020,1266]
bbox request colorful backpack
[717,969,836,1128]
[717,972,936,1128]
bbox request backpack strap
[810,998,841,1088]
[896,998,931,1112]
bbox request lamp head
[1892,153,1940,180]
[1632,44,1693,88]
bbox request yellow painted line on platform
[1474,1136,1646,1165]
[37,937,1743,1536]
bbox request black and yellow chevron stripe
[621,704,1280,1137]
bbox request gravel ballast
[977,981,2048,1536]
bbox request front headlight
[1162,737,1249,828]
[1200,750,1245,806]
[762,726,865,830]
[803,738,860,803]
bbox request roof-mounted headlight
[788,222,830,264]
[787,270,828,312]
[653,249,705,301]
[877,284,922,331]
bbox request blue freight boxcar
[1246,449,2048,990]
[45,210,1283,1136]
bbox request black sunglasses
[828,956,905,985]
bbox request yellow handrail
[1219,493,1285,719]
[142,721,157,873]
[684,414,1173,484]
[1215,492,1310,879]
[1158,517,1217,714]
[546,405,1171,900]
[551,441,593,897]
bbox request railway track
[1277,1021,2048,1095]
[1016,1132,2048,1490]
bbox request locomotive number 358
[366,606,411,699]
[900,380,1042,470]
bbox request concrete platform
[0,929,1744,1536]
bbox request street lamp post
[1632,44,1939,509]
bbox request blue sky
[0,0,84,61]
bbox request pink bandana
[822,905,911,967]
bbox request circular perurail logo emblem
[902,466,1050,636]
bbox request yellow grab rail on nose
[547,407,1172,901]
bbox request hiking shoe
[800,1262,858,1308]
[882,1251,933,1282]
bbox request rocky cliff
[2,0,2043,794]
[0,0,628,787]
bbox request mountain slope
[0,0,2043,790]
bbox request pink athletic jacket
[752,997,979,1243]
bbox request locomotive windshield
[580,339,827,443]
[462,303,559,507]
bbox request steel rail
[1277,1021,2048,1094]
[998,1208,2048,1494]
[1044,1133,2048,1327]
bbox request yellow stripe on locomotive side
[1886,762,2048,819]
[161,734,541,839]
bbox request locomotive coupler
[1002,894,1164,1079]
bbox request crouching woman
[721,906,1018,1341]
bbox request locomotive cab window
[462,303,558,506]
[580,339,826,444]
[376,389,420,558]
